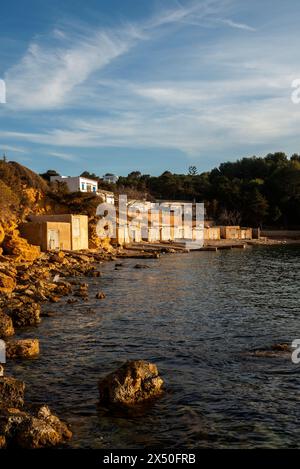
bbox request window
[93,186,96,192]
[81,182,85,191]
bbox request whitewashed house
[50,175,98,193]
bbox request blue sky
[1,0,300,176]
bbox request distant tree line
[115,153,300,228]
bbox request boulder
[0,376,25,408]
[0,405,72,449]
[6,300,41,327]
[98,360,164,408]
[2,230,40,262]
[0,272,16,295]
[6,339,40,359]
[15,405,72,449]
[0,311,14,338]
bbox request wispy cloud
[219,18,256,31]
[5,26,135,110]
[47,151,77,161]
[0,144,28,153]
[3,0,231,111]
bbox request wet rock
[0,311,15,338]
[0,435,6,448]
[134,264,150,269]
[40,310,56,318]
[95,292,106,300]
[6,300,41,327]
[6,339,40,359]
[0,376,25,408]
[246,343,292,358]
[98,360,164,408]
[0,405,72,449]
[67,298,78,304]
[35,405,72,442]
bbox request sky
[1,0,300,176]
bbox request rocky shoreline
[0,245,165,448]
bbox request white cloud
[219,18,256,31]
[5,27,135,110]
[47,151,77,161]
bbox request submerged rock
[134,264,150,269]
[6,339,40,359]
[0,311,15,338]
[0,376,25,408]
[95,292,106,300]
[246,343,292,358]
[98,360,164,408]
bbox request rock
[0,272,16,295]
[15,417,60,449]
[134,264,150,269]
[0,365,4,377]
[35,405,72,441]
[49,295,61,303]
[271,343,291,352]
[95,292,106,300]
[246,343,292,358]
[67,299,78,304]
[2,230,40,262]
[6,339,40,359]
[0,435,6,448]
[6,300,41,327]
[15,405,72,449]
[0,376,25,408]
[0,311,15,338]
[40,310,56,318]
[98,360,164,408]
[0,405,72,449]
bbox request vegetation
[2,152,300,228]
[116,153,300,228]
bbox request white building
[50,175,98,193]
[102,173,119,184]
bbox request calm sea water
[6,245,300,448]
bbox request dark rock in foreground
[98,360,164,408]
[0,405,72,449]
[0,376,25,408]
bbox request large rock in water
[0,405,72,449]
[98,360,164,407]
[0,376,25,408]
[0,311,14,338]
[6,339,39,359]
